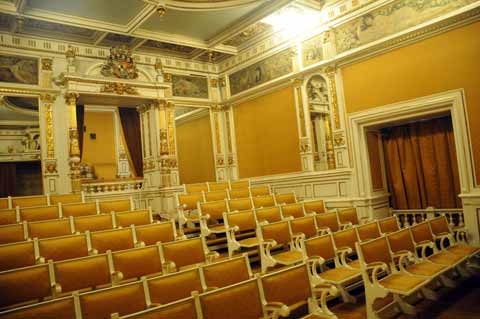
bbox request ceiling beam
[131,38,148,50]
[93,32,109,46]
[125,3,157,34]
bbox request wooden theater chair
[252,194,276,209]
[228,188,250,199]
[110,244,163,284]
[0,263,53,310]
[281,202,307,219]
[197,200,228,237]
[229,179,251,190]
[224,209,259,257]
[303,199,326,215]
[250,185,271,197]
[145,268,204,306]
[0,223,27,244]
[28,218,73,239]
[134,220,180,246]
[274,191,297,205]
[176,192,204,233]
[290,215,320,239]
[207,181,229,191]
[61,202,98,218]
[98,198,133,214]
[112,296,198,319]
[260,263,338,319]
[184,182,208,194]
[35,233,90,262]
[50,193,84,205]
[0,241,35,271]
[88,227,135,254]
[315,211,344,235]
[0,197,10,210]
[203,190,228,202]
[0,209,18,226]
[304,234,361,303]
[254,206,284,225]
[114,209,154,228]
[378,216,400,234]
[19,205,59,222]
[76,280,147,319]
[160,236,218,273]
[227,197,253,212]
[332,228,361,269]
[356,236,434,319]
[0,296,76,319]
[201,254,253,290]
[258,220,305,273]
[72,214,114,233]
[338,207,368,227]
[11,195,48,209]
[356,221,382,242]
[51,254,112,296]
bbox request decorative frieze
[101,82,139,95]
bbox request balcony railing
[81,179,143,195]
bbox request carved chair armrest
[291,232,306,250]
[51,282,62,295]
[340,222,353,230]
[415,240,435,259]
[162,260,177,273]
[264,302,290,319]
[37,256,46,264]
[336,246,353,267]
[200,213,211,221]
[360,217,373,225]
[365,262,389,286]
[391,250,415,272]
[453,226,468,243]
[261,239,277,258]
[206,251,220,263]
[89,248,99,255]
[317,227,331,236]
[111,270,124,283]
[135,240,146,248]
[433,232,455,250]
[306,256,327,282]
[312,283,338,297]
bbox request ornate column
[210,104,229,181]
[64,92,81,193]
[224,105,239,180]
[159,100,179,187]
[39,93,60,193]
[293,78,315,172]
[323,113,336,170]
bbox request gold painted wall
[82,111,117,180]
[234,86,302,178]
[176,113,216,184]
[341,21,480,184]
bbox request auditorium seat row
[0,193,85,210]
[0,259,337,319]
[0,220,181,272]
[183,180,252,193]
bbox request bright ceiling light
[261,6,320,38]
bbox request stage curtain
[76,105,85,160]
[382,116,461,209]
[0,163,16,197]
[119,107,143,177]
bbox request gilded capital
[64,92,79,105]
[41,58,53,71]
[291,78,304,87]
[40,93,57,103]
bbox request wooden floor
[330,275,480,319]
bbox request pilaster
[64,92,81,193]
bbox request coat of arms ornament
[101,46,138,79]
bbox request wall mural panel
[0,55,38,85]
[302,33,324,67]
[172,74,209,99]
[335,0,476,53]
[229,49,293,96]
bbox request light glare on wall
[261,6,320,38]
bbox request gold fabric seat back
[333,228,358,252]
[162,237,205,269]
[112,246,162,281]
[252,195,276,209]
[99,199,131,214]
[199,200,227,221]
[54,254,111,294]
[290,216,317,238]
[62,202,97,218]
[0,209,17,226]
[0,224,25,245]
[20,206,58,222]
[0,297,76,319]
[12,196,48,208]
[303,200,325,214]
[79,282,146,319]
[28,219,71,239]
[208,181,229,191]
[255,207,282,224]
[261,264,311,309]
[410,222,434,243]
[204,190,228,202]
[305,234,336,260]
[135,222,175,246]
[226,210,256,231]
[38,234,89,262]
[0,198,9,210]
[359,237,391,265]
[228,188,250,199]
[199,279,264,319]
[122,298,198,319]
[185,183,208,194]
[50,194,82,205]
[90,228,134,253]
[74,214,114,233]
[338,208,359,225]
[202,256,251,289]
[0,241,35,271]
[178,193,203,211]
[387,228,416,254]
[147,269,203,305]
[379,216,400,234]
[115,210,151,228]
[274,192,296,205]
[429,216,450,236]
[281,203,305,219]
[230,180,250,190]
[227,198,252,212]
[315,212,340,233]
[250,186,271,197]
[356,221,381,242]
[0,264,51,309]
[261,220,291,245]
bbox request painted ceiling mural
[0,55,38,85]
[335,0,476,53]
[223,22,272,47]
[172,74,209,99]
[229,49,293,96]
[301,32,325,68]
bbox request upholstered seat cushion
[379,274,426,294]
[428,251,465,266]
[301,314,334,319]
[274,250,303,264]
[320,267,360,282]
[209,224,226,233]
[238,237,259,247]
[447,245,480,256]
[347,259,360,269]
[406,261,447,276]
